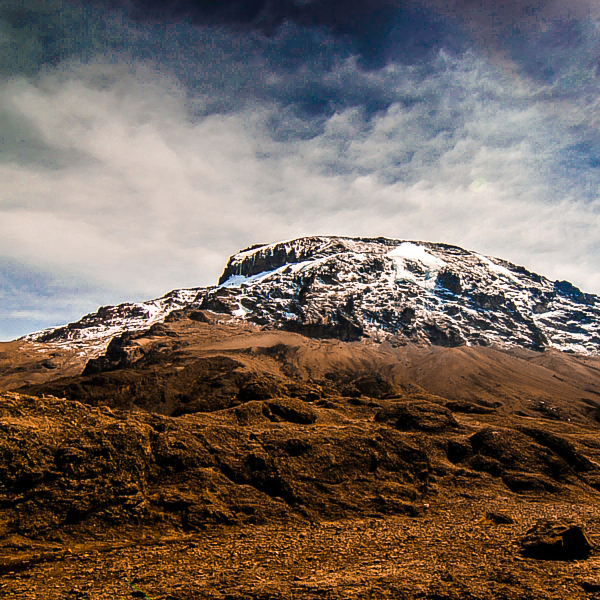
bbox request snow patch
[387,243,446,288]
[220,269,279,287]
[475,254,516,282]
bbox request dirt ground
[2,495,600,600]
[3,318,600,599]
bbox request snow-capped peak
[22,236,600,356]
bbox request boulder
[520,519,594,560]
[376,401,459,432]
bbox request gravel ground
[3,496,600,599]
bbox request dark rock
[470,292,506,311]
[520,519,594,560]
[265,398,317,425]
[352,375,395,399]
[285,382,322,401]
[218,243,303,283]
[436,269,462,295]
[238,376,286,401]
[199,296,234,314]
[423,322,465,347]
[483,511,518,525]
[445,400,495,414]
[376,401,459,432]
[580,580,600,593]
[502,472,559,493]
[519,428,597,473]
[446,438,472,464]
[449,427,589,493]
[282,310,363,342]
[187,310,212,323]
[554,280,595,305]
[400,306,416,325]
[82,334,142,375]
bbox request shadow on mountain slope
[10,309,600,427]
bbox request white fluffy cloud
[1,40,600,338]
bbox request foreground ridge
[22,236,600,355]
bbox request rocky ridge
[22,236,600,355]
[20,288,201,352]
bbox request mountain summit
[5,240,600,600]
[23,236,600,355]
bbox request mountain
[19,236,600,355]
[3,237,600,599]
[5,235,600,425]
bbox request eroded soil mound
[3,316,600,598]
[2,388,600,598]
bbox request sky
[1,0,600,340]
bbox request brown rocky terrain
[0,313,600,597]
[7,309,600,426]
[0,340,91,392]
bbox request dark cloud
[99,0,464,65]
[0,1,112,76]
[422,0,598,74]
[115,0,594,31]
[2,0,595,84]
[426,0,594,34]
[108,0,597,53]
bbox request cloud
[2,49,599,301]
[100,0,600,75]
[2,2,600,339]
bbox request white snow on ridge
[220,260,319,288]
[19,237,600,356]
[387,243,447,268]
[475,254,517,282]
[22,287,202,351]
[220,271,277,287]
[387,243,447,289]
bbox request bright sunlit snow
[387,243,447,287]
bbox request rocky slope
[16,315,600,427]
[3,237,600,599]
[2,382,600,598]
[20,236,600,356]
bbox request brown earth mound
[2,383,600,598]
[2,313,600,598]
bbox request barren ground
[3,497,600,599]
[2,315,600,598]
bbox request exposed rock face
[21,236,600,356]
[214,237,600,354]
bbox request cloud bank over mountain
[1,0,600,338]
